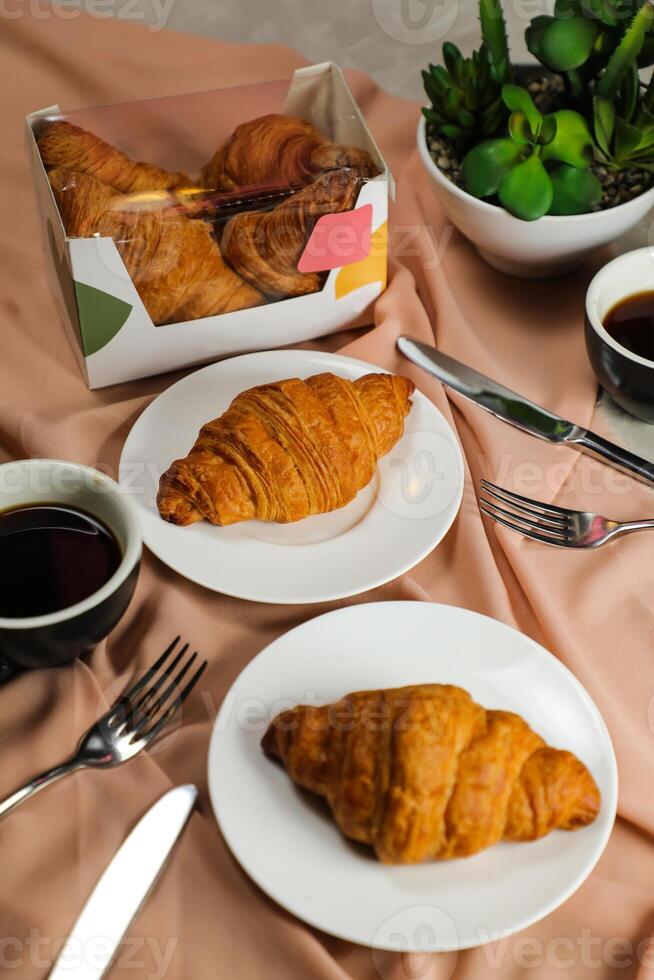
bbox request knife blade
[398,336,654,487]
[49,784,197,980]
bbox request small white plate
[119,350,464,603]
[208,602,617,952]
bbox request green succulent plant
[422,0,654,221]
[421,45,505,147]
[422,0,511,147]
[462,84,601,219]
[591,2,654,169]
[593,83,654,171]
[526,0,654,114]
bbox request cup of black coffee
[0,459,141,678]
[585,247,654,423]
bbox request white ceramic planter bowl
[417,115,654,278]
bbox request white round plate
[208,602,617,952]
[119,350,464,603]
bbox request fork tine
[480,479,574,521]
[118,636,181,706]
[136,643,189,712]
[480,484,570,530]
[131,659,208,745]
[127,650,199,740]
[480,505,572,547]
[479,495,570,536]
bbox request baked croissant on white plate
[157,371,414,527]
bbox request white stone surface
[58,0,540,101]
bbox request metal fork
[479,478,654,549]
[0,637,207,821]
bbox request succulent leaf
[525,18,553,61]
[508,112,534,143]
[445,88,462,116]
[422,107,444,127]
[590,0,621,27]
[482,98,507,134]
[441,124,467,140]
[479,0,511,83]
[597,2,654,98]
[593,96,617,154]
[548,164,602,213]
[566,66,587,106]
[541,109,595,166]
[561,0,620,27]
[422,71,443,105]
[431,65,451,91]
[502,84,543,133]
[635,104,654,129]
[457,109,478,128]
[498,155,554,220]
[539,16,600,70]
[629,140,654,159]
[443,42,463,78]
[538,114,559,145]
[615,115,647,156]
[620,61,640,121]
[462,137,523,197]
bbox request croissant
[157,371,414,526]
[38,119,192,194]
[48,168,262,324]
[220,168,361,297]
[263,683,601,864]
[201,113,378,190]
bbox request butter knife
[398,336,654,487]
[49,784,197,980]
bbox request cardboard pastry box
[27,63,391,389]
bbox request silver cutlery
[398,336,654,488]
[479,478,654,548]
[48,784,197,980]
[0,637,207,821]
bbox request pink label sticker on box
[297,204,373,274]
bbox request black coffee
[0,505,121,618]
[604,291,654,361]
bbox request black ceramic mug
[0,459,141,682]
[585,247,654,423]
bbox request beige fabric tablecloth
[2,6,654,979]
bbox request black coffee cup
[0,459,141,681]
[585,247,654,423]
